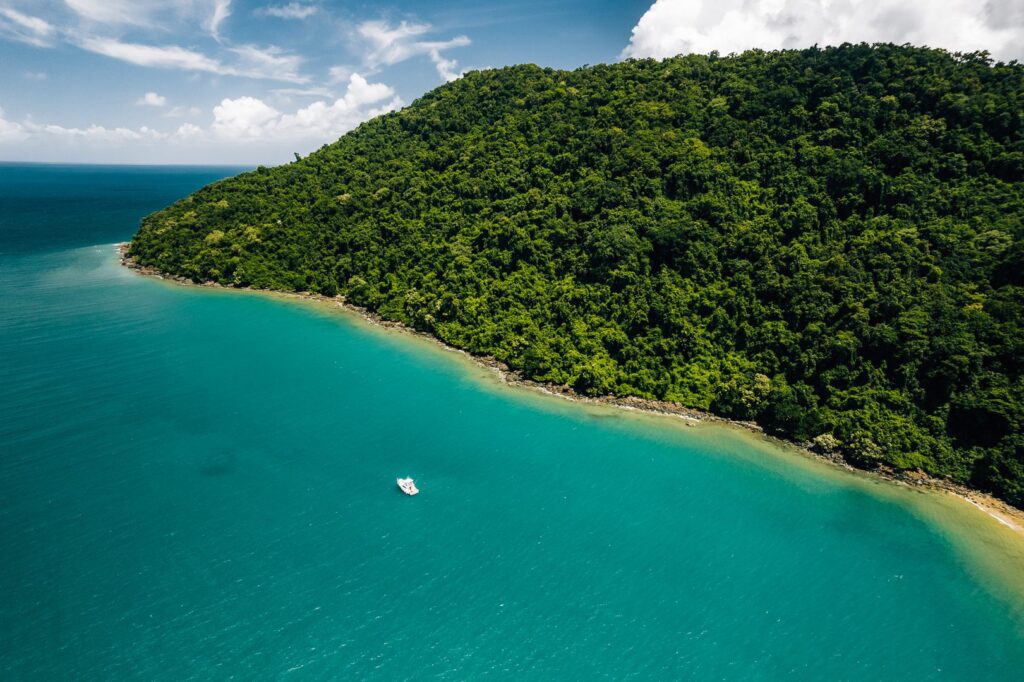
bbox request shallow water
[1,165,1023,679]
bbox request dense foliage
[130,45,1024,506]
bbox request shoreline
[117,243,1024,539]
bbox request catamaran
[397,477,419,495]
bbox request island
[127,44,1024,509]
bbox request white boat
[397,477,419,496]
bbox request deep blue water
[1,164,1023,679]
[0,163,245,256]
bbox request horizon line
[0,160,257,169]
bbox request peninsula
[128,44,1024,509]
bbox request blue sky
[1,0,1021,165]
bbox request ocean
[1,163,1022,679]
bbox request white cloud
[623,0,1024,62]
[2,3,305,82]
[59,0,232,40]
[358,20,470,81]
[212,73,401,141]
[212,96,281,139]
[0,106,190,148]
[175,122,203,138]
[165,105,203,118]
[62,0,224,28]
[206,0,232,40]
[327,65,352,83]
[137,92,168,107]
[77,37,309,82]
[272,86,336,98]
[430,49,462,82]
[276,87,334,98]
[228,44,307,83]
[0,106,167,146]
[0,7,56,47]
[80,36,227,72]
[41,124,163,142]
[260,3,318,20]
[64,0,163,26]
[0,107,29,143]
[23,71,48,81]
[0,72,402,163]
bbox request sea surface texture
[1,164,1023,679]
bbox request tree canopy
[130,44,1024,507]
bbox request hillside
[129,44,1024,506]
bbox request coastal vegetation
[129,44,1024,507]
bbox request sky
[1,0,1022,165]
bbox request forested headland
[129,44,1024,507]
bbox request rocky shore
[118,243,1024,537]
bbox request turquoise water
[1,165,1023,679]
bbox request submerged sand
[117,244,1024,550]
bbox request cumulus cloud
[212,96,281,138]
[0,5,446,162]
[260,3,318,20]
[212,73,401,141]
[0,73,399,163]
[623,0,1024,62]
[0,106,177,146]
[175,122,203,138]
[358,20,471,81]
[137,92,168,107]
[39,124,164,142]
[0,7,56,47]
